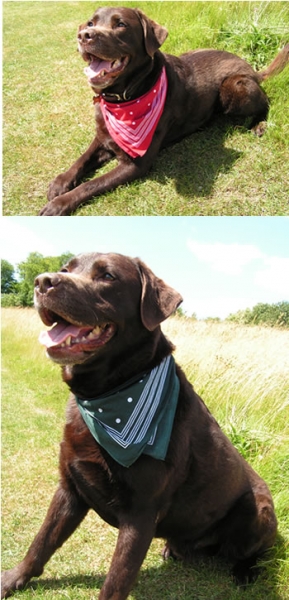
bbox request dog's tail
[257,43,289,81]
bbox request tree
[1,260,17,293]
[16,252,74,306]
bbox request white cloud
[183,295,256,320]
[255,257,289,296]
[187,240,264,275]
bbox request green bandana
[76,355,179,467]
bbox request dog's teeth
[65,336,71,346]
[88,331,95,339]
[92,326,101,335]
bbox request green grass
[2,1,289,216]
[2,308,289,599]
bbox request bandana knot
[99,66,168,158]
[76,355,179,467]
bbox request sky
[1,216,289,319]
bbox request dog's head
[77,6,168,93]
[34,252,182,366]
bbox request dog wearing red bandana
[40,6,289,215]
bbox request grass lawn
[2,1,289,216]
[1,308,289,599]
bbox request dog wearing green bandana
[2,252,277,600]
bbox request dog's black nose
[78,29,95,42]
[34,273,62,294]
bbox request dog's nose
[78,29,95,43]
[34,273,62,294]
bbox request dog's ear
[135,9,168,57]
[136,259,183,331]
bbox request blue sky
[1,216,289,319]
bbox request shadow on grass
[27,533,286,600]
[79,116,244,215]
[153,116,245,200]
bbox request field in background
[3,1,289,216]
[2,308,289,599]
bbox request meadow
[2,308,289,599]
[2,1,289,216]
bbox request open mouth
[38,309,116,361]
[83,55,129,86]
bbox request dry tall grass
[164,316,289,427]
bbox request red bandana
[99,67,168,158]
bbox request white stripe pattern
[86,355,171,448]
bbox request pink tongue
[84,58,112,80]
[39,322,91,349]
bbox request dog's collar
[93,90,130,103]
[75,355,179,468]
[93,56,157,104]
[93,66,168,158]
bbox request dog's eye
[87,21,94,27]
[103,272,115,281]
[116,21,127,28]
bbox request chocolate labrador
[1,252,277,600]
[40,6,289,215]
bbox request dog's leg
[39,131,166,216]
[40,160,145,216]
[220,486,277,586]
[47,137,114,202]
[219,75,270,136]
[41,160,145,216]
[98,512,157,600]
[1,485,88,599]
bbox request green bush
[1,294,22,307]
[227,301,289,328]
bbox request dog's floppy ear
[136,259,183,331]
[135,9,168,57]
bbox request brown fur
[1,253,277,600]
[39,6,289,215]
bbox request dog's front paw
[39,196,73,216]
[1,566,29,599]
[47,175,73,201]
